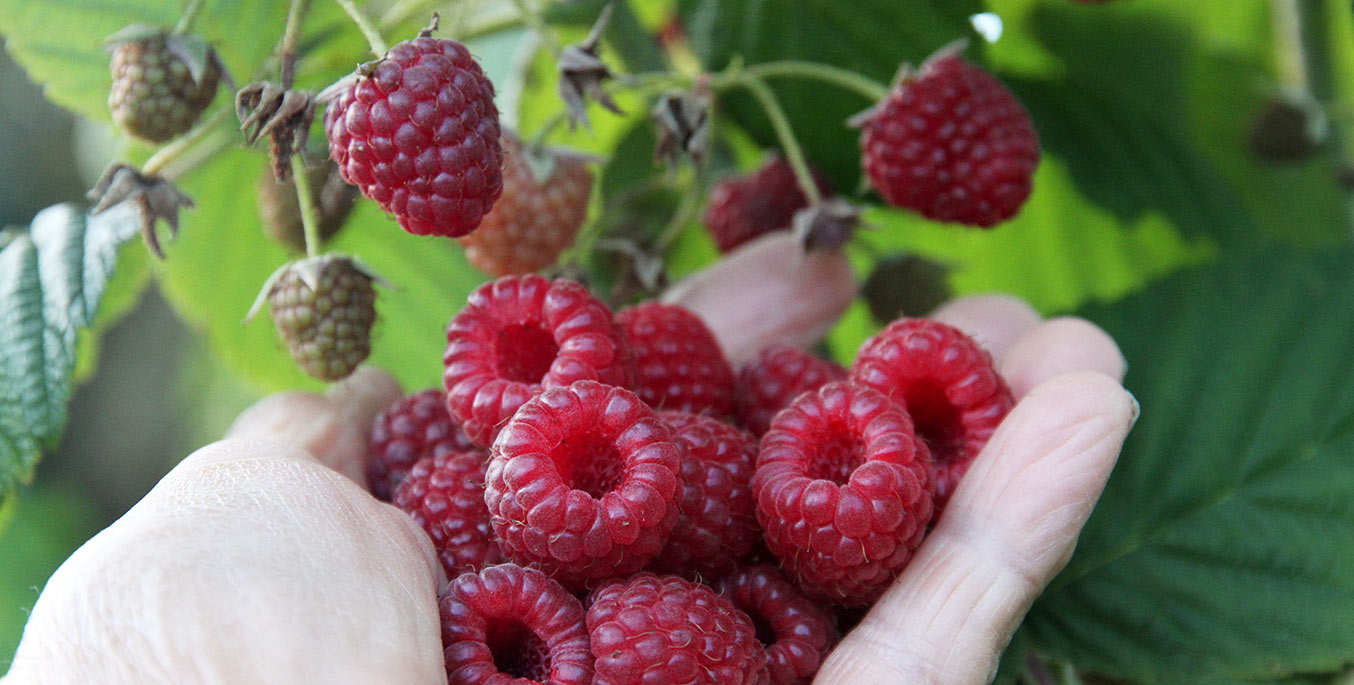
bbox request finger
[816,371,1138,684]
[226,366,402,486]
[6,438,445,684]
[929,294,1043,364]
[999,316,1127,398]
[663,233,858,368]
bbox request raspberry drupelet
[850,317,1013,509]
[483,381,682,589]
[324,35,503,237]
[858,48,1039,227]
[587,573,768,685]
[616,302,736,417]
[735,345,848,437]
[649,411,761,579]
[439,563,593,684]
[443,274,633,447]
[393,453,503,578]
[718,564,840,685]
[369,389,480,501]
[752,381,934,606]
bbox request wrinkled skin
[2,241,1135,685]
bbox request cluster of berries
[367,273,1012,684]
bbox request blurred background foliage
[2,0,1354,681]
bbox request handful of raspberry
[369,274,1012,684]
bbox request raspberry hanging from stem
[333,0,388,56]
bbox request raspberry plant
[3,0,1354,682]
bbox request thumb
[226,365,402,487]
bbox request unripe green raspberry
[108,29,222,143]
[266,255,377,381]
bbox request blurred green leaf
[826,154,1215,360]
[992,0,1353,247]
[0,482,105,665]
[545,0,667,73]
[156,145,489,394]
[0,204,141,503]
[1027,245,1354,681]
[0,0,290,124]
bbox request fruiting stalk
[141,108,232,178]
[509,0,562,57]
[173,0,205,34]
[729,74,822,205]
[280,0,311,88]
[291,155,323,257]
[743,61,888,102]
[333,0,389,57]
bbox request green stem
[743,60,888,102]
[334,0,389,56]
[509,0,561,56]
[528,111,570,149]
[173,0,205,34]
[1293,0,1354,230]
[1295,0,1333,100]
[280,0,311,88]
[655,173,704,252]
[725,74,822,204]
[290,155,323,257]
[142,107,231,177]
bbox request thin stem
[727,74,822,204]
[528,111,569,149]
[1295,0,1333,101]
[173,0,205,34]
[743,60,888,102]
[1293,0,1354,232]
[334,0,389,57]
[1270,0,1307,88]
[290,155,323,257]
[655,172,704,252]
[142,107,231,177]
[280,0,311,89]
[157,125,236,182]
[509,0,561,56]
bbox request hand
[3,256,1135,685]
[813,295,1137,684]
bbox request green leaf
[1026,245,1354,682]
[992,0,1353,247]
[0,0,290,124]
[823,154,1216,360]
[0,481,105,662]
[156,145,489,394]
[0,204,141,500]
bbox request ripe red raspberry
[394,453,503,578]
[650,411,760,578]
[858,49,1039,226]
[703,156,833,253]
[368,389,480,500]
[324,36,503,237]
[587,573,768,685]
[484,381,681,589]
[849,318,1013,508]
[457,132,594,276]
[735,345,847,437]
[440,563,593,684]
[717,565,839,685]
[752,381,933,606]
[443,274,633,446]
[616,302,735,416]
